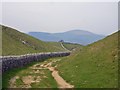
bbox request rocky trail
[43,61,74,88]
[9,58,74,88]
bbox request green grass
[2,25,66,56]
[2,57,67,88]
[2,62,36,88]
[31,69,57,88]
[62,42,83,51]
[2,25,119,88]
[57,31,119,88]
[16,78,23,87]
[2,59,58,88]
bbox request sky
[1,0,118,35]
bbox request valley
[1,25,119,88]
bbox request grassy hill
[2,25,67,56]
[29,30,105,45]
[57,31,119,88]
[2,24,118,88]
[62,42,83,51]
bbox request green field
[57,31,119,88]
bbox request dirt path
[9,59,74,88]
[60,42,70,52]
[44,62,74,88]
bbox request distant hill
[57,31,119,88]
[1,25,67,56]
[28,30,105,45]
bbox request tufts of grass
[16,78,24,87]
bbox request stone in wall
[1,52,70,73]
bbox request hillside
[28,30,105,45]
[2,25,118,88]
[56,31,119,88]
[62,42,82,51]
[2,25,66,56]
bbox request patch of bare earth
[9,76,19,88]
[22,76,34,85]
[9,59,74,88]
[43,60,74,88]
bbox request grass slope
[62,42,83,51]
[57,31,119,88]
[2,25,66,56]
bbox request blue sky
[1,1,118,35]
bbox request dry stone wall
[1,52,70,73]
